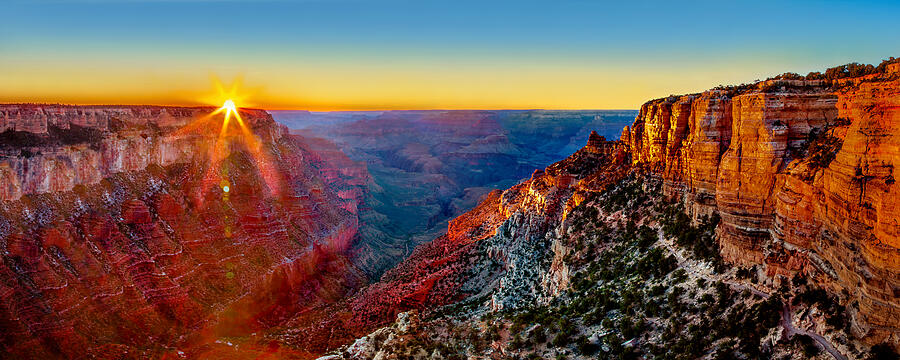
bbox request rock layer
[0,105,365,358]
[624,72,900,344]
[274,135,630,353]
[0,104,274,202]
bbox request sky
[1,0,899,110]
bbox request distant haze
[271,109,637,276]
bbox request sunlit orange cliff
[623,61,900,341]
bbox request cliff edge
[623,59,900,344]
[0,104,365,358]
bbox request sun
[210,98,244,137]
[191,75,282,202]
[205,74,251,108]
[222,99,237,113]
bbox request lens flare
[222,99,236,113]
[211,98,246,137]
[182,77,283,209]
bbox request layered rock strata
[0,104,365,358]
[623,70,900,344]
[0,104,272,202]
[274,134,630,353]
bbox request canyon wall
[273,109,636,279]
[0,104,207,134]
[272,133,630,353]
[0,105,365,358]
[623,70,900,344]
[0,104,275,202]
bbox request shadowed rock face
[270,134,630,353]
[0,105,366,358]
[272,109,637,279]
[623,69,900,344]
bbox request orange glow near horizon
[179,80,283,206]
[211,99,244,137]
[0,55,804,111]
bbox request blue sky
[2,0,899,109]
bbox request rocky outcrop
[273,135,630,353]
[0,104,365,358]
[623,67,900,345]
[273,109,637,279]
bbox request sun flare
[222,99,237,113]
[210,99,241,137]
[197,83,281,202]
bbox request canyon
[271,109,635,278]
[0,105,366,358]
[0,105,636,358]
[1,59,899,359]
[302,60,900,359]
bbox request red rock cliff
[623,63,900,344]
[0,104,365,358]
[0,104,280,202]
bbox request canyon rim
[3,1,900,358]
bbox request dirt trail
[656,230,848,360]
[779,304,848,360]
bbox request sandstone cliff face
[0,105,365,358]
[624,72,900,344]
[0,104,205,134]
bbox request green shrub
[794,334,821,357]
[870,343,900,360]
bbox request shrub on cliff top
[825,62,877,80]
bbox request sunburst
[211,98,245,137]
[186,75,282,207]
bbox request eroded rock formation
[0,105,365,358]
[273,134,630,353]
[623,66,900,344]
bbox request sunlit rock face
[623,92,734,220]
[624,74,900,344]
[0,104,201,134]
[715,92,838,264]
[0,105,276,202]
[0,105,365,358]
[271,135,630,353]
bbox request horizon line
[0,102,640,112]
